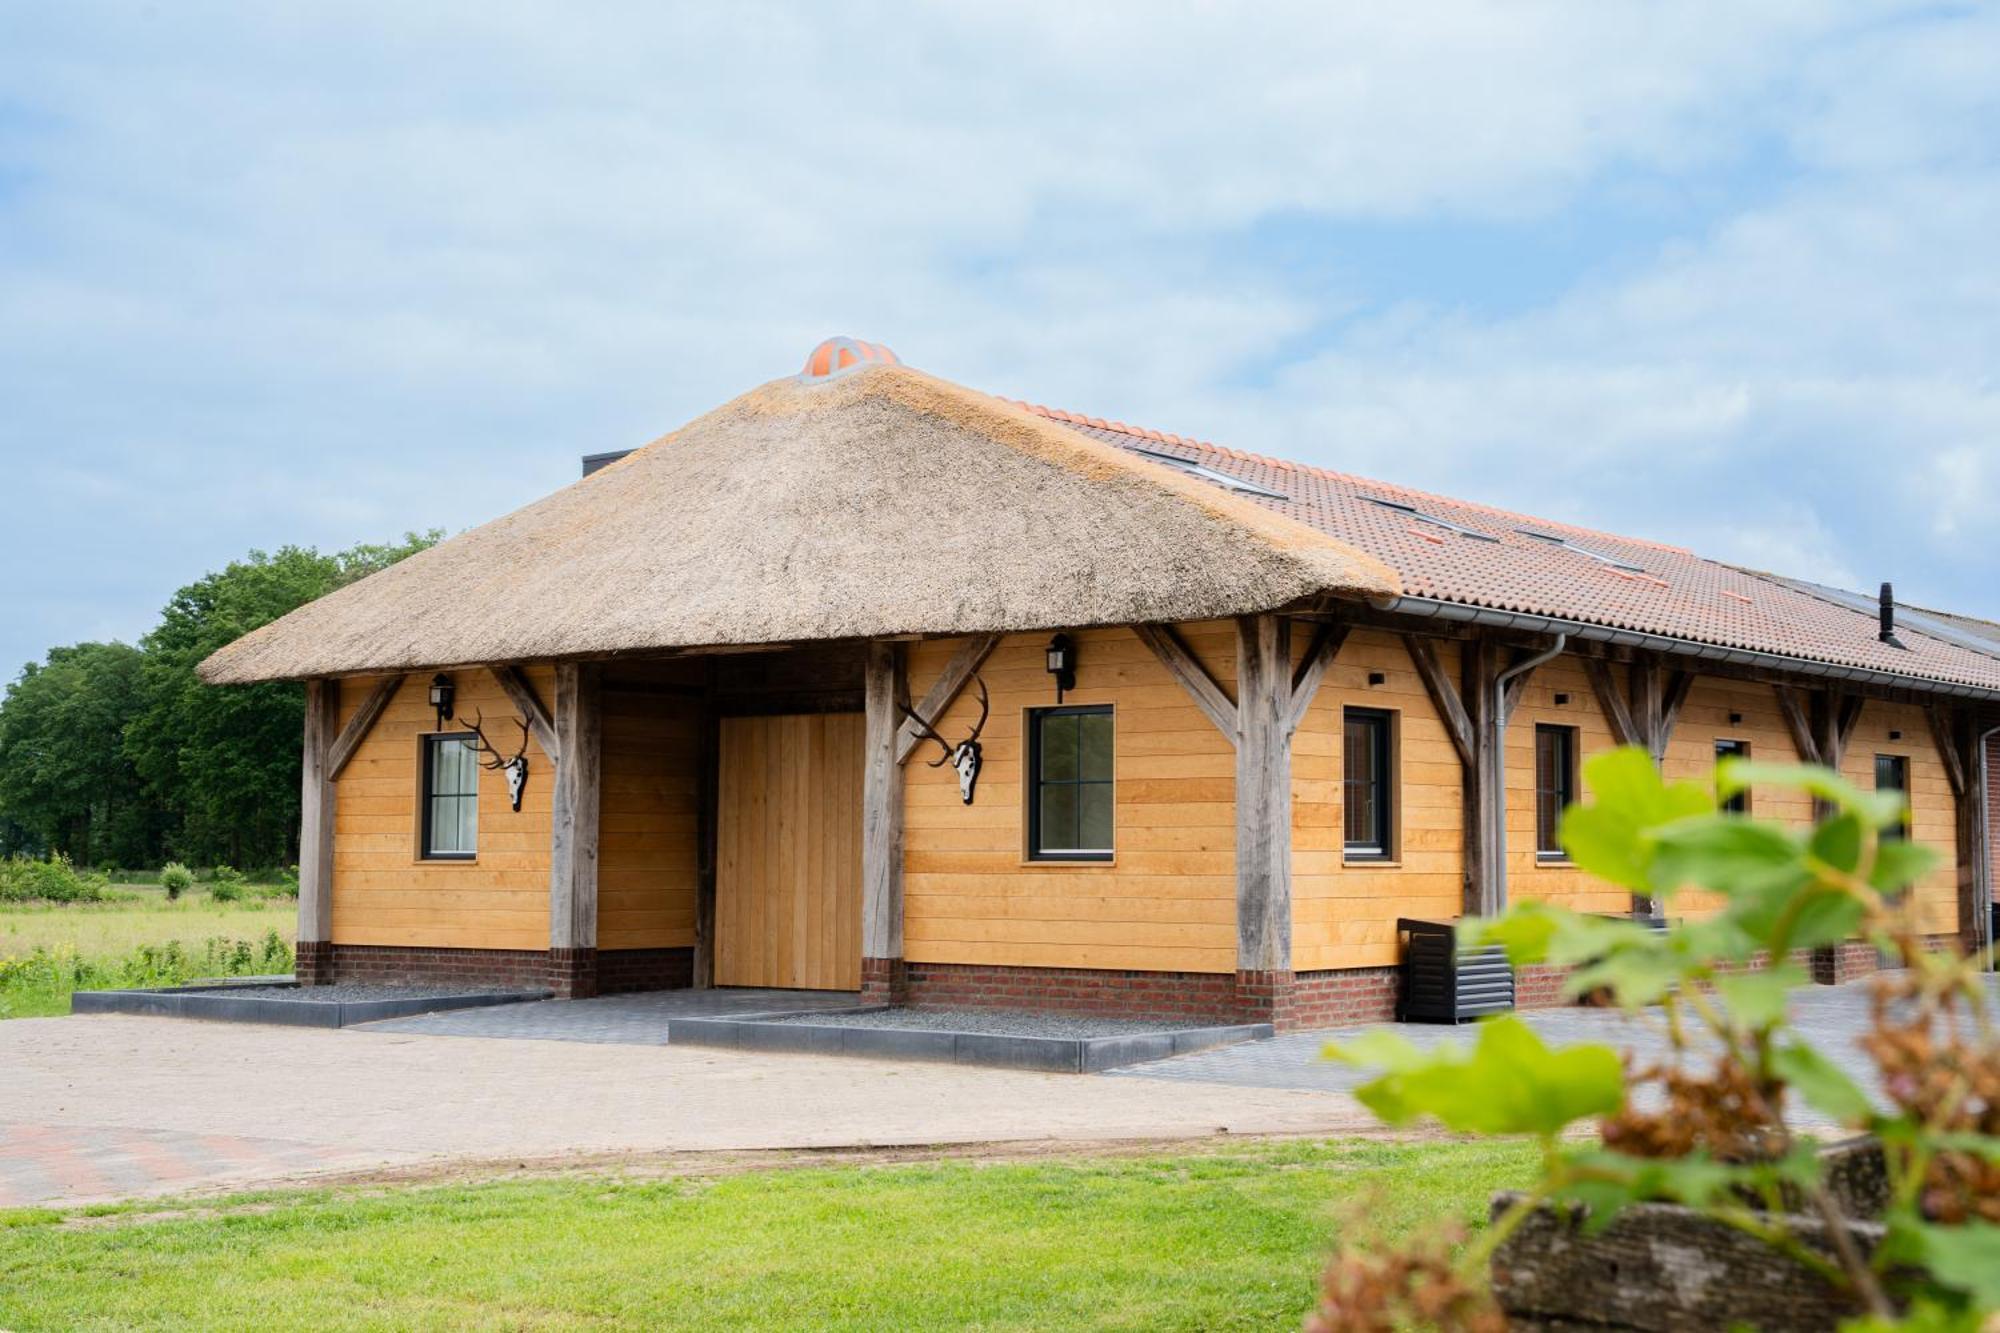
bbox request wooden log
[547,662,601,953]
[1234,614,1291,973]
[1658,668,1695,754]
[1584,657,1643,750]
[862,641,906,961]
[691,664,719,989]
[298,678,339,947]
[1775,684,1821,763]
[1135,623,1238,740]
[492,665,560,763]
[1285,619,1350,736]
[896,633,1000,765]
[1464,637,1502,918]
[327,676,402,781]
[1404,634,1475,770]
[1927,706,1968,799]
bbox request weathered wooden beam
[326,675,402,781]
[861,641,906,964]
[691,663,720,990]
[1928,706,1968,800]
[297,679,338,955]
[1285,619,1348,736]
[491,665,560,763]
[1774,685,1821,764]
[1135,623,1238,741]
[547,663,602,970]
[896,633,1001,765]
[1234,614,1292,974]
[1404,634,1475,770]
[1824,691,1865,770]
[1658,669,1696,755]
[1464,637,1504,918]
[1584,658,1643,749]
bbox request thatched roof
[199,363,1400,684]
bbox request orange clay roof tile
[1006,398,2000,694]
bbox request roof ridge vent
[801,337,899,380]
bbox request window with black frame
[1875,753,1910,842]
[1343,708,1394,860]
[1716,738,1750,814]
[1028,706,1113,860]
[422,733,480,859]
[1535,724,1578,858]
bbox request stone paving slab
[0,1121,406,1209]
[358,987,867,1044]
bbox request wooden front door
[715,713,865,990]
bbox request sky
[2,3,1997,679]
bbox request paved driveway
[0,1014,1372,1209]
[361,986,866,1043]
[1115,976,2000,1131]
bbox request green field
[0,890,295,1018]
[0,1140,1532,1331]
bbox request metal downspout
[1491,634,1566,917]
[1978,721,2000,966]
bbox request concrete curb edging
[665,1011,1274,1073]
[70,981,551,1028]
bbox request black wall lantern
[429,673,456,731]
[1045,634,1076,703]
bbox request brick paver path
[0,1123,389,1209]
[361,987,865,1043]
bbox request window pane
[426,738,479,856]
[1077,784,1114,852]
[1038,784,1079,852]
[1041,715,1078,782]
[1343,713,1385,852]
[1077,713,1114,782]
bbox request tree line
[0,533,439,870]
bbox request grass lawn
[0,1140,1533,1331]
[0,892,296,1019]
[0,891,295,956]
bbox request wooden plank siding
[901,623,1241,975]
[1291,629,1465,972]
[1838,700,1960,938]
[596,688,701,951]
[330,668,557,950]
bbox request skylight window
[1133,448,1288,500]
[1516,528,1646,573]
[1364,496,1498,542]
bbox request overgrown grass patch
[0,1139,1533,1331]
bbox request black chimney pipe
[1879,582,1906,649]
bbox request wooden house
[200,340,2000,1026]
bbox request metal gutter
[1368,595,2000,703]
[1492,633,1567,915]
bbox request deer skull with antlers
[902,678,989,805]
[462,710,531,812]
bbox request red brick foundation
[895,961,1400,1031]
[860,956,908,1005]
[300,944,692,996]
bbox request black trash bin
[1397,918,1514,1024]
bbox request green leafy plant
[1313,749,1998,1330]
[207,864,245,903]
[158,861,194,901]
[0,852,107,903]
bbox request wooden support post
[492,665,560,762]
[1463,637,1504,919]
[691,662,720,990]
[861,641,907,1000]
[1928,706,1986,957]
[327,676,402,780]
[1286,620,1350,736]
[1135,623,1238,739]
[897,633,1000,765]
[1234,614,1291,978]
[296,678,339,984]
[547,662,601,998]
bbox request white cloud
[1,1,1996,675]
